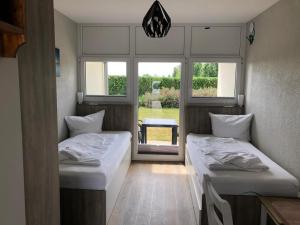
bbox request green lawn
[138,107,179,142]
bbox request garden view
[107,62,219,144]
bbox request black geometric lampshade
[142,0,171,38]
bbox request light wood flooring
[108,163,197,225]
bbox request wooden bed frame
[60,103,133,225]
[60,144,131,225]
[184,105,266,225]
[185,149,263,225]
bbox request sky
[107,62,181,76]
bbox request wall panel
[135,26,185,55]
[191,26,241,56]
[82,26,130,55]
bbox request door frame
[132,57,187,162]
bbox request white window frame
[188,57,242,105]
[80,57,131,103]
[133,57,186,162]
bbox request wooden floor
[108,163,197,225]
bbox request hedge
[108,76,127,95]
[108,76,218,96]
[139,76,181,96]
[192,77,218,89]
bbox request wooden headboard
[76,103,243,136]
[185,105,244,135]
[76,103,133,133]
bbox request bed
[186,133,299,225]
[60,131,132,225]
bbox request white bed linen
[187,133,299,197]
[191,136,268,171]
[59,133,118,166]
[59,131,131,190]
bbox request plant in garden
[159,87,180,108]
[192,87,217,97]
[108,75,127,95]
[143,92,160,108]
[139,95,145,107]
[139,87,180,108]
[192,77,218,89]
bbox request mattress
[186,133,299,197]
[59,131,131,190]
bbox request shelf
[0,0,26,57]
[0,20,24,34]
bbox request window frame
[188,57,242,105]
[80,57,131,103]
[133,57,186,162]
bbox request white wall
[245,0,300,182]
[55,10,78,141]
[0,58,26,225]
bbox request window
[85,61,127,96]
[189,59,241,104]
[192,62,237,97]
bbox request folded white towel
[58,158,101,166]
[194,136,269,171]
[205,151,268,171]
[58,133,118,166]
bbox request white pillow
[65,110,105,137]
[209,113,253,141]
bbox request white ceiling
[54,0,279,24]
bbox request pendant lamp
[142,0,171,38]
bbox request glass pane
[85,61,127,96]
[138,62,181,154]
[107,62,127,96]
[86,62,105,95]
[192,62,236,98]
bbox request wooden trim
[259,197,284,225]
[0,20,23,33]
[0,0,26,57]
[259,197,300,225]
[17,0,60,224]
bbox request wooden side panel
[17,0,60,225]
[77,103,134,133]
[201,194,261,225]
[185,105,244,135]
[60,189,106,225]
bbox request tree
[201,63,218,77]
[172,66,181,78]
[193,63,202,77]
[193,63,218,77]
